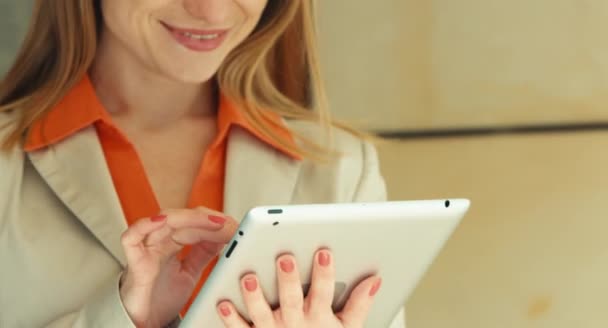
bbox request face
[99,0,269,83]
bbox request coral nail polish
[209,215,226,225]
[369,278,382,297]
[151,215,167,222]
[220,305,231,317]
[280,259,295,273]
[318,251,331,267]
[244,277,258,292]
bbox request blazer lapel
[27,125,301,265]
[223,127,302,221]
[27,126,128,266]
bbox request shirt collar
[25,76,302,161]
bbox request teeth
[182,32,219,40]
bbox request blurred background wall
[317,1,608,328]
[2,1,607,327]
[0,1,31,74]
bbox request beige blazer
[0,110,406,328]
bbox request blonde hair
[0,0,363,159]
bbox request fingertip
[208,214,227,225]
[369,276,382,297]
[223,216,239,230]
[316,249,332,267]
[224,215,236,222]
[316,247,332,255]
[277,254,296,274]
[150,214,168,223]
[120,215,167,247]
[217,301,233,317]
[242,274,259,292]
[276,252,296,264]
[241,272,257,282]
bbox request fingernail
[318,251,331,267]
[369,278,382,297]
[151,215,167,222]
[208,215,226,225]
[280,258,295,273]
[244,277,257,292]
[219,305,231,317]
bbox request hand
[119,207,238,328]
[217,250,382,328]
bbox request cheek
[101,0,158,46]
[230,0,269,41]
[239,0,269,16]
[243,0,269,24]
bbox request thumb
[121,215,168,264]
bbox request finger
[142,209,195,247]
[240,274,275,327]
[276,254,305,323]
[120,215,168,261]
[165,207,235,231]
[194,205,231,218]
[306,249,335,315]
[142,223,175,248]
[171,227,235,245]
[181,241,224,277]
[338,276,382,327]
[217,301,251,328]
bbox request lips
[161,22,229,52]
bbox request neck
[90,32,216,130]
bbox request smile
[181,32,220,40]
[161,21,229,52]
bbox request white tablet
[181,199,470,327]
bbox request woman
[0,1,406,327]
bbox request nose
[183,0,230,26]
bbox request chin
[171,70,217,84]
[157,62,220,84]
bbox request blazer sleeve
[352,140,388,203]
[44,279,181,328]
[0,123,135,328]
[352,140,407,328]
[43,274,137,328]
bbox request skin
[92,1,382,327]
